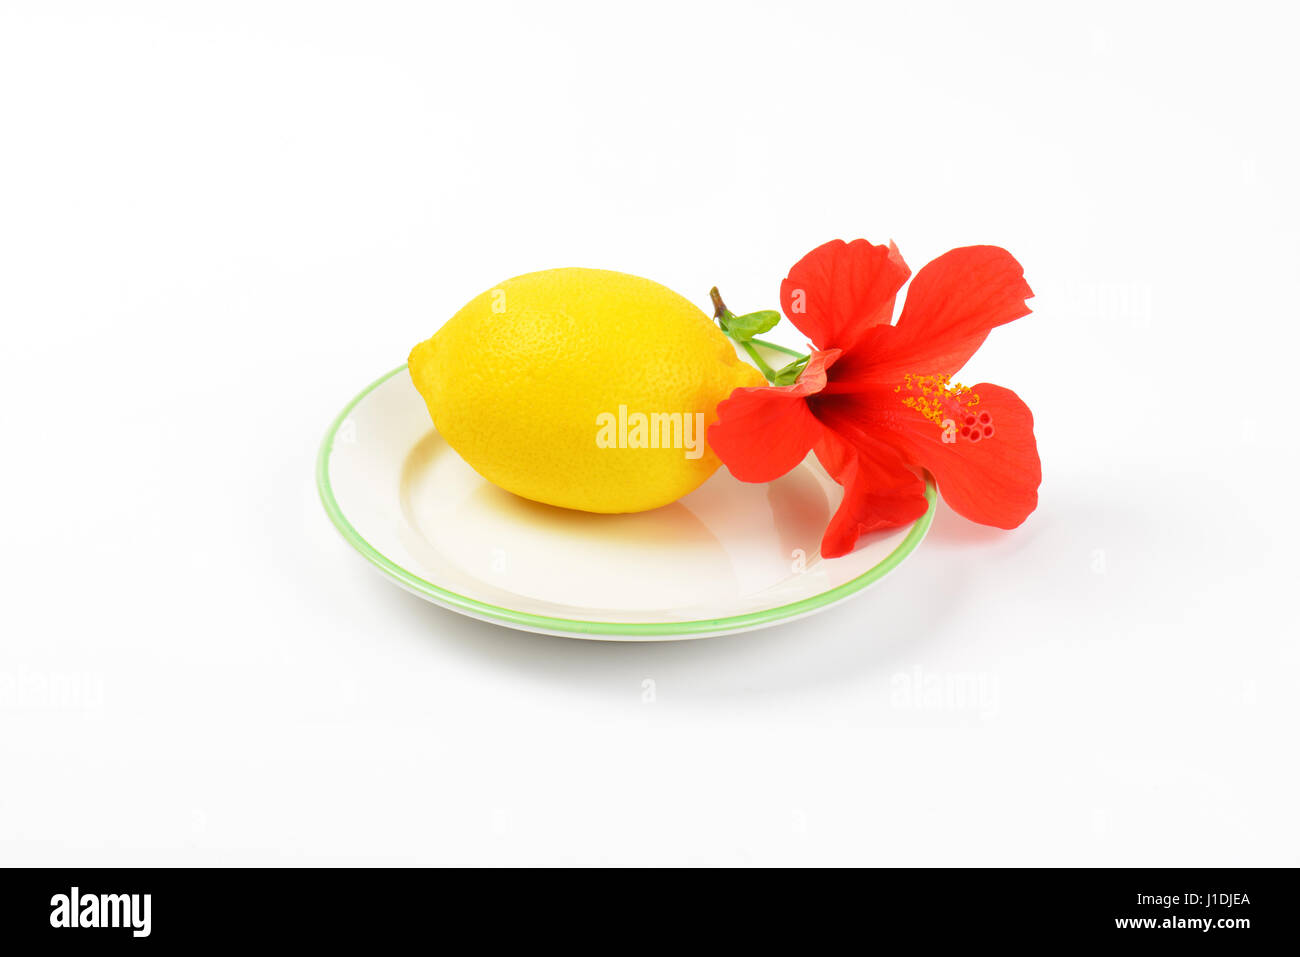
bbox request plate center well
[398,429,834,614]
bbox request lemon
[409,267,764,513]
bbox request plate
[317,366,936,640]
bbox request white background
[2,1,1296,866]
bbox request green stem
[750,336,805,359]
[710,286,785,382]
[738,339,778,381]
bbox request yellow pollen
[896,373,981,426]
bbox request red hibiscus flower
[708,239,1041,558]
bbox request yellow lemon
[409,267,764,513]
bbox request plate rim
[316,364,937,639]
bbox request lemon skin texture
[408,268,764,513]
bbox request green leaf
[771,356,810,386]
[724,309,781,341]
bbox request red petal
[707,350,839,483]
[825,382,1040,528]
[780,239,911,351]
[813,427,929,558]
[843,245,1032,381]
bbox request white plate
[317,366,935,640]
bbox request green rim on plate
[316,364,938,638]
